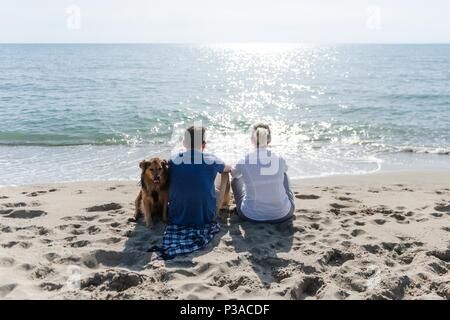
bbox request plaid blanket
[148,223,220,260]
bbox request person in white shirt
[231,123,295,223]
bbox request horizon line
[1,42,450,45]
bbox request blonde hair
[251,123,271,148]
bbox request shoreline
[2,144,450,187]
[1,170,449,299]
[1,169,449,189]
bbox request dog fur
[132,157,169,228]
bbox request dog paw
[127,217,137,223]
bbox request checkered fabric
[148,223,220,260]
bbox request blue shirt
[168,150,225,226]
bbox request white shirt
[232,148,291,221]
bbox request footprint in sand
[0,224,13,233]
[43,253,61,262]
[25,190,48,197]
[80,270,144,292]
[1,241,32,249]
[13,225,50,237]
[57,223,83,231]
[19,263,35,271]
[391,213,408,222]
[2,202,27,208]
[86,203,122,212]
[362,244,382,254]
[339,233,351,240]
[434,203,450,213]
[0,284,17,298]
[336,196,360,203]
[23,189,58,197]
[330,203,348,209]
[32,266,55,279]
[373,219,386,225]
[351,229,366,237]
[0,196,9,199]
[70,240,91,248]
[340,222,351,228]
[381,241,424,256]
[40,282,63,292]
[3,210,47,219]
[76,215,99,222]
[81,249,150,269]
[70,229,85,235]
[0,257,15,267]
[431,212,444,218]
[320,248,355,267]
[426,249,450,263]
[87,226,102,235]
[295,194,320,200]
[427,261,448,276]
[98,237,122,245]
[310,223,321,230]
[303,234,316,241]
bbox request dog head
[140,158,168,190]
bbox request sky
[0,0,449,43]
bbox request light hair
[251,123,271,148]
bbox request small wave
[384,93,450,101]
[0,142,120,147]
[398,147,450,155]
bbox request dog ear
[139,160,147,170]
[161,159,169,170]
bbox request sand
[0,170,449,300]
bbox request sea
[0,44,449,186]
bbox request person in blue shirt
[168,126,231,227]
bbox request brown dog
[131,157,169,228]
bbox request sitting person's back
[169,150,224,226]
[232,123,295,223]
[149,125,230,260]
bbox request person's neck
[186,148,204,153]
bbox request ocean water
[0,44,449,186]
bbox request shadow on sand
[228,213,295,285]
[118,208,294,286]
[120,214,225,270]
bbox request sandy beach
[1,170,449,300]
